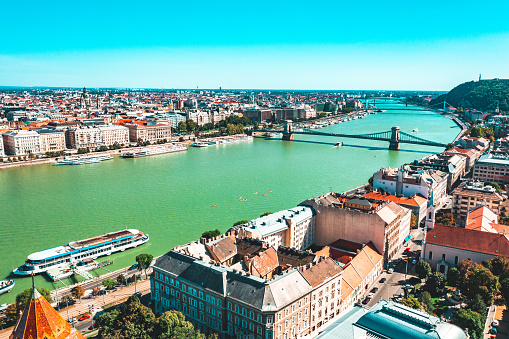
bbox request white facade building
[237,206,315,250]
[2,130,41,155]
[98,125,129,146]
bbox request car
[128,263,138,270]
[388,268,394,274]
[489,327,497,334]
[379,277,386,283]
[133,292,142,298]
[370,287,379,293]
[492,320,499,327]
[97,290,108,296]
[367,292,375,298]
[88,323,97,330]
[69,317,78,324]
[79,313,91,321]
[362,297,371,305]
[412,259,417,264]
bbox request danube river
[0,102,459,303]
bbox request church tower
[10,277,86,339]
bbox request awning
[404,234,411,242]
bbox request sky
[1,0,508,90]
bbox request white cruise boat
[13,229,149,276]
[0,280,15,295]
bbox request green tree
[418,291,434,313]
[103,278,117,290]
[0,316,5,330]
[201,229,221,239]
[488,256,509,278]
[136,253,154,279]
[177,121,187,133]
[186,119,197,132]
[462,264,499,306]
[415,258,432,280]
[424,272,446,297]
[71,285,85,302]
[260,212,272,217]
[232,220,248,227]
[467,294,487,316]
[447,267,462,287]
[5,303,18,321]
[399,298,422,310]
[15,288,53,316]
[117,273,127,285]
[452,309,484,339]
[500,277,509,304]
[153,310,205,339]
[435,213,454,227]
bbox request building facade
[2,130,41,155]
[37,128,66,153]
[126,124,172,143]
[66,126,103,149]
[98,125,129,146]
[452,181,507,223]
[473,153,509,184]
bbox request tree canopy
[452,309,484,339]
[15,288,53,317]
[201,229,221,239]
[415,258,431,280]
[136,253,154,279]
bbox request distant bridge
[254,121,448,150]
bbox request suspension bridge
[254,120,448,150]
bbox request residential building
[274,105,316,121]
[10,280,86,339]
[301,194,411,262]
[452,181,508,223]
[454,136,489,152]
[473,153,509,184]
[422,223,509,274]
[66,126,103,149]
[372,167,448,207]
[2,129,41,155]
[317,300,467,339]
[235,206,315,250]
[37,128,66,153]
[412,153,466,190]
[98,125,129,146]
[242,108,273,123]
[0,137,4,157]
[126,123,172,143]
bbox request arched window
[428,251,433,260]
[441,253,446,261]
[455,256,459,265]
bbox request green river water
[0,102,460,303]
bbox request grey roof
[154,250,312,311]
[317,300,467,339]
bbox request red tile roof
[426,224,509,256]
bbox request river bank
[0,103,459,304]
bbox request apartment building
[37,128,66,153]
[301,194,411,262]
[473,153,509,184]
[274,105,316,121]
[452,181,508,223]
[0,137,4,157]
[2,130,41,155]
[126,124,172,143]
[372,167,448,207]
[242,109,273,123]
[364,191,428,224]
[235,207,315,250]
[66,126,103,149]
[412,153,466,190]
[97,125,129,146]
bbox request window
[455,256,459,265]
[267,316,273,324]
[428,251,433,260]
[441,253,446,261]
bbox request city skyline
[1,0,508,90]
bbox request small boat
[335,142,343,147]
[412,128,418,132]
[263,193,267,196]
[212,204,217,207]
[269,190,272,193]
[253,192,257,195]
[0,280,15,295]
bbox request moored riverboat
[0,280,15,295]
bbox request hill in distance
[431,78,509,112]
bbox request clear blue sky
[1,0,508,90]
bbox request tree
[415,258,431,280]
[447,267,462,287]
[232,220,248,227]
[260,212,272,217]
[461,264,499,306]
[435,213,454,227]
[500,277,509,304]
[467,294,487,316]
[153,310,205,339]
[177,121,187,133]
[410,213,418,229]
[71,285,85,302]
[399,298,422,310]
[418,291,434,313]
[424,272,446,297]
[117,273,127,285]
[186,119,197,132]
[201,229,221,239]
[0,316,5,330]
[136,253,154,279]
[92,287,100,295]
[16,288,52,316]
[452,309,484,339]
[5,303,18,322]
[488,256,509,278]
[103,278,117,290]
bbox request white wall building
[98,125,129,146]
[2,130,41,155]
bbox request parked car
[388,268,394,274]
[492,320,499,327]
[489,327,497,334]
[79,313,91,321]
[370,287,379,293]
[69,317,78,324]
[367,292,375,299]
[362,297,371,305]
[133,292,142,298]
[379,277,386,283]
[128,263,138,270]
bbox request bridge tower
[282,120,294,141]
[389,126,400,150]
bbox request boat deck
[69,230,134,249]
